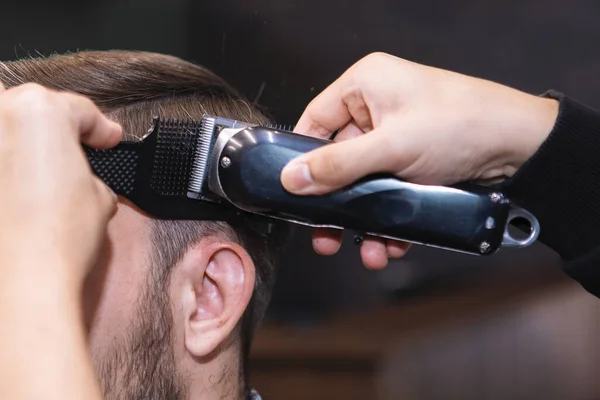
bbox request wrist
[0,258,98,400]
[0,248,83,304]
[504,94,559,177]
[0,265,83,329]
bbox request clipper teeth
[189,117,215,193]
[267,124,294,131]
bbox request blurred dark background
[3,1,600,398]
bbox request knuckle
[362,52,390,66]
[18,82,46,93]
[359,52,404,76]
[64,91,89,107]
[13,83,57,113]
[64,92,99,120]
[0,84,58,130]
[350,53,393,89]
[18,82,51,100]
[367,51,387,60]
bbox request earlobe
[180,241,255,358]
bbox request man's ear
[175,237,255,358]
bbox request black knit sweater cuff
[503,91,600,260]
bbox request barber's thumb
[281,133,387,195]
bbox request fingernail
[281,160,314,193]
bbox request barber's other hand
[281,52,558,269]
[0,82,122,288]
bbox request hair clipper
[84,115,540,256]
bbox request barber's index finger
[294,74,354,139]
[65,93,122,149]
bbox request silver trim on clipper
[501,205,540,248]
[206,127,246,201]
[188,115,254,199]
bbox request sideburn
[95,258,187,400]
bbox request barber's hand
[281,52,559,269]
[0,82,122,288]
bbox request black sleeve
[501,90,600,296]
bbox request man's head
[0,50,287,399]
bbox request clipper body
[207,126,537,255]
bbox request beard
[92,262,187,400]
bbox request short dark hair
[0,50,287,385]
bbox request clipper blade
[188,116,215,196]
[186,115,259,198]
